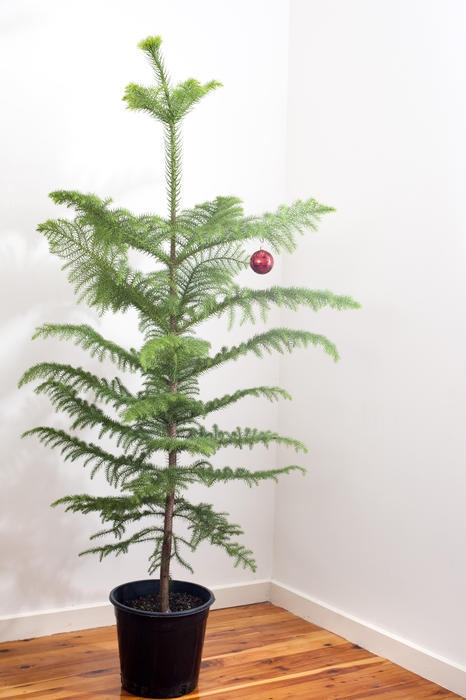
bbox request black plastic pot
[109,579,215,698]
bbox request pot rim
[109,578,215,619]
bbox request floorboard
[0,603,459,699]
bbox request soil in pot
[126,591,202,613]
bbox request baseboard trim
[0,601,115,642]
[211,579,271,610]
[0,579,271,643]
[270,580,466,698]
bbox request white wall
[275,0,466,669]
[0,0,289,616]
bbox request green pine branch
[189,328,340,380]
[21,427,154,486]
[176,197,334,262]
[28,382,154,453]
[184,461,306,487]
[181,286,360,330]
[175,499,256,571]
[122,392,205,423]
[139,335,210,372]
[31,323,141,372]
[177,243,248,307]
[201,386,291,416]
[37,217,170,327]
[49,190,171,263]
[176,197,244,243]
[19,363,134,410]
[124,36,221,125]
[121,385,290,425]
[192,424,307,453]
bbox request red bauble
[250,249,274,274]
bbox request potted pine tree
[19,37,359,698]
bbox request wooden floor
[0,603,460,699]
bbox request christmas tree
[19,37,359,612]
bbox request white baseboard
[1,579,464,698]
[0,579,271,643]
[0,600,115,642]
[270,580,466,698]
[211,579,271,610]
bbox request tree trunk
[159,416,177,612]
[160,115,179,612]
[159,491,175,610]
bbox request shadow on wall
[0,231,114,616]
[0,442,97,615]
